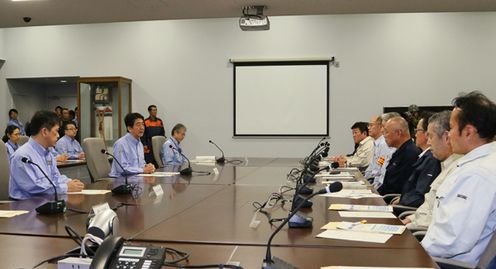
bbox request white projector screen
[234,61,329,136]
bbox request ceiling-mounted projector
[239,5,269,31]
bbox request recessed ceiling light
[60,80,67,83]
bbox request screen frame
[233,60,330,137]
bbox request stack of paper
[316,171,353,178]
[335,167,360,172]
[191,156,216,165]
[329,204,393,212]
[0,210,29,218]
[67,190,111,195]
[316,229,392,243]
[338,211,396,219]
[321,221,405,235]
[319,189,382,199]
[323,181,366,189]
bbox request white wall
[44,84,78,111]
[2,12,496,157]
[0,29,9,130]
[6,81,78,126]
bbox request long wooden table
[0,158,437,268]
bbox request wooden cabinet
[77,77,132,147]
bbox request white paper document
[336,222,405,234]
[323,181,367,189]
[137,172,180,177]
[316,229,392,243]
[319,189,382,199]
[338,211,396,219]
[316,171,353,178]
[329,204,393,212]
[67,190,111,195]
[0,210,29,218]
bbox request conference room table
[0,158,438,269]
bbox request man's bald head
[384,116,411,148]
[368,115,382,139]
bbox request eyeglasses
[414,128,425,133]
[66,128,78,131]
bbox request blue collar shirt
[109,133,146,177]
[5,140,19,160]
[8,119,26,135]
[9,138,70,200]
[55,135,83,159]
[161,137,186,166]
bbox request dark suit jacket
[378,139,421,195]
[399,149,441,207]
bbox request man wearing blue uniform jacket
[7,108,26,135]
[109,112,155,177]
[422,91,496,266]
[162,123,187,166]
[55,121,85,160]
[378,116,421,195]
[9,110,84,200]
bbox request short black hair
[452,91,496,140]
[148,105,157,112]
[351,122,369,136]
[171,123,186,136]
[62,121,76,131]
[8,108,18,118]
[29,111,60,136]
[69,110,76,119]
[124,112,145,130]
[2,125,20,142]
[55,106,63,111]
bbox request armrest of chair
[393,205,418,216]
[398,210,416,220]
[432,257,477,269]
[412,230,427,241]
[382,193,401,204]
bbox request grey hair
[428,111,451,137]
[380,112,401,125]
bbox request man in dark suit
[392,114,441,207]
[378,116,421,195]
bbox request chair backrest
[18,136,29,146]
[152,136,166,168]
[0,141,11,200]
[82,137,111,182]
[479,231,496,269]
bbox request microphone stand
[101,150,132,195]
[22,157,66,214]
[262,185,341,269]
[209,140,226,164]
[169,145,192,175]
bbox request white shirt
[422,142,496,265]
[407,154,462,229]
[346,136,375,169]
[363,135,396,187]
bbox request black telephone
[90,236,166,269]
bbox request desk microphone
[101,149,132,195]
[169,145,192,175]
[262,182,343,269]
[208,140,225,164]
[21,157,66,214]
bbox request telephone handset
[90,236,166,269]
